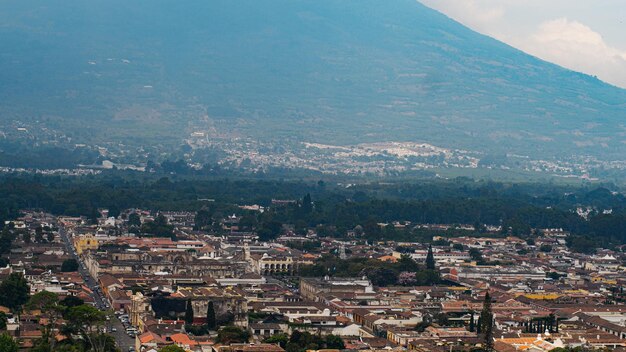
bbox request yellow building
[73,235,100,254]
[591,275,618,285]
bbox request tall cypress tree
[302,194,313,214]
[469,310,475,332]
[479,291,494,351]
[425,245,436,270]
[185,300,194,325]
[206,301,216,330]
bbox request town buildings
[3,209,626,352]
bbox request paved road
[58,226,135,351]
[108,316,135,351]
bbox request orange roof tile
[171,333,197,346]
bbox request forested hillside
[0,173,625,253]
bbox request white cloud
[517,18,626,87]
[420,1,626,88]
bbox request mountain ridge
[0,0,625,170]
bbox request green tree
[60,295,84,309]
[194,208,213,230]
[0,334,18,352]
[30,338,53,352]
[26,291,63,350]
[414,269,440,285]
[107,205,121,219]
[206,301,216,330]
[89,333,119,352]
[0,273,30,310]
[285,331,343,352]
[0,312,7,330]
[185,324,208,336]
[469,248,484,263]
[479,291,494,351]
[65,304,110,351]
[46,231,55,242]
[66,304,106,329]
[264,333,289,348]
[435,312,450,326]
[364,267,397,287]
[159,346,186,352]
[285,343,301,352]
[552,348,596,352]
[239,214,258,230]
[141,214,175,239]
[35,229,44,243]
[0,229,14,254]
[258,220,283,242]
[324,335,345,349]
[396,255,419,272]
[301,193,313,214]
[425,244,436,270]
[26,290,59,312]
[547,272,562,281]
[414,320,431,333]
[216,326,250,344]
[539,244,553,253]
[61,259,79,272]
[52,344,83,352]
[128,213,141,227]
[185,300,194,324]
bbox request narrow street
[58,225,135,351]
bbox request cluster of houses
[2,210,626,352]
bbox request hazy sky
[420,0,626,89]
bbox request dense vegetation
[1,173,626,251]
[215,326,250,344]
[0,145,100,170]
[300,255,441,287]
[61,259,80,272]
[0,333,18,352]
[0,273,29,310]
[0,288,118,352]
[264,331,345,352]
